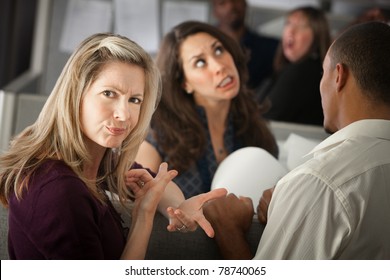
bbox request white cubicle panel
[0,91,16,152]
[248,0,322,10]
[42,0,211,96]
[13,93,47,135]
[0,91,47,153]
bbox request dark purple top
[8,160,128,259]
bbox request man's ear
[336,63,348,93]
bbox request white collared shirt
[255,119,390,259]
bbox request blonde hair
[0,33,161,206]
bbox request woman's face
[180,32,240,107]
[282,11,314,62]
[81,61,145,153]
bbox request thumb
[200,188,228,204]
[239,196,254,212]
[155,162,178,184]
[195,216,215,238]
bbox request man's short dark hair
[330,22,390,104]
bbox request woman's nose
[210,57,224,74]
[114,101,130,121]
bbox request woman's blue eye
[195,59,206,68]
[103,90,115,97]
[215,46,224,56]
[129,97,142,104]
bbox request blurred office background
[1,0,389,151]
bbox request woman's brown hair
[152,21,278,173]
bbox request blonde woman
[0,33,226,259]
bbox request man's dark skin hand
[203,193,254,259]
[257,186,275,224]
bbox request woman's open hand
[166,188,228,238]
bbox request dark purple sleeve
[8,173,125,259]
[131,161,156,177]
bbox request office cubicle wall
[42,0,212,96]
[0,91,47,152]
[0,91,16,152]
[0,0,50,152]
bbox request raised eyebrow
[105,86,143,96]
[188,39,222,63]
[131,92,145,99]
[103,86,123,94]
[188,51,203,63]
[211,40,222,49]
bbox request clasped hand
[166,188,227,238]
[125,162,178,219]
[125,162,227,238]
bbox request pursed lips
[106,126,127,136]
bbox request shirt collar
[309,119,390,155]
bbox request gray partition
[41,0,211,96]
[43,0,110,95]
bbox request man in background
[211,0,279,92]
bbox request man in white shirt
[203,21,390,259]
